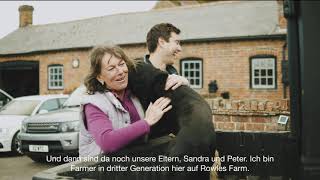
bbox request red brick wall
[0,49,91,95]
[177,39,288,100]
[207,98,290,132]
[122,39,289,102]
[0,38,288,101]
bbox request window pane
[39,99,59,112]
[261,78,266,85]
[261,69,266,76]
[268,78,273,85]
[58,81,62,86]
[196,71,200,77]
[254,78,259,85]
[254,70,259,76]
[268,69,273,76]
[195,79,200,85]
[261,61,267,68]
[184,63,189,69]
[59,75,62,79]
[0,100,40,116]
[190,79,194,85]
[190,71,194,77]
[54,68,58,73]
[59,98,67,106]
[190,63,194,69]
[58,68,62,73]
[196,63,199,69]
[185,71,189,76]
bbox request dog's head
[129,62,170,102]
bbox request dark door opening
[0,61,39,97]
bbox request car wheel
[28,155,47,163]
[11,132,23,155]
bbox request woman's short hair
[84,45,135,94]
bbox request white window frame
[251,57,276,89]
[48,65,64,90]
[181,60,202,89]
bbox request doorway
[0,61,39,97]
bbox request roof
[0,1,284,55]
[14,94,69,101]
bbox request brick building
[0,1,287,97]
[0,1,289,131]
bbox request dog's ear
[152,71,168,97]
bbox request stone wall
[207,98,290,132]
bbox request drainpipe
[282,42,288,99]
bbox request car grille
[27,122,60,133]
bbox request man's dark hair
[146,23,181,53]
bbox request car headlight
[21,122,27,133]
[60,121,79,132]
[0,128,9,136]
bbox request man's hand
[165,74,189,90]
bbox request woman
[79,45,172,157]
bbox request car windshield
[63,85,86,108]
[0,100,41,116]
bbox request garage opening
[0,61,39,97]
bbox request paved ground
[0,153,56,180]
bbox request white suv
[19,86,86,162]
[0,94,68,154]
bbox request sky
[0,1,157,39]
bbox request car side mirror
[38,109,49,114]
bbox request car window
[0,92,11,108]
[0,100,41,115]
[58,98,68,107]
[38,99,60,113]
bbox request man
[128,23,216,180]
[145,23,189,90]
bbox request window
[0,100,40,116]
[0,91,12,108]
[181,60,202,88]
[251,57,276,89]
[58,98,68,108]
[48,65,64,89]
[38,99,60,113]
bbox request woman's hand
[144,97,172,126]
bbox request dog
[128,62,216,179]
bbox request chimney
[19,5,34,28]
